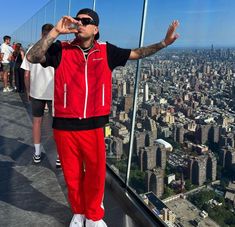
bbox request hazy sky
[1,0,234,48]
[146,0,235,47]
[0,0,49,41]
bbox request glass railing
[11,0,235,226]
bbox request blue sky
[145,0,235,48]
[1,0,235,48]
[98,0,235,48]
[0,0,49,41]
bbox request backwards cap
[76,8,100,40]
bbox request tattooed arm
[129,20,180,60]
[27,16,80,63]
[26,34,56,63]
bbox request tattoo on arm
[132,42,165,59]
[27,35,55,63]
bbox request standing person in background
[1,35,14,92]
[26,8,179,227]
[21,23,61,168]
[13,43,25,93]
[0,53,3,81]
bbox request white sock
[34,144,41,156]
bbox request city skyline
[108,43,235,226]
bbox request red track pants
[53,128,106,221]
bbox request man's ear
[94,26,99,35]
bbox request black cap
[76,8,100,40]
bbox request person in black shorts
[26,8,179,227]
[21,24,61,168]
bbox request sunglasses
[73,17,96,26]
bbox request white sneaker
[69,214,85,227]
[33,154,41,163]
[86,219,108,227]
[6,87,13,92]
[56,158,61,168]
[3,88,8,92]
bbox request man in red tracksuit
[27,8,179,227]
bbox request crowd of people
[0,33,61,168]
[0,36,23,92]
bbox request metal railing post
[92,0,96,11]
[125,0,148,187]
[53,0,57,25]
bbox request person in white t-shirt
[21,24,60,167]
[1,35,14,92]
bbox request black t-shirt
[43,41,131,131]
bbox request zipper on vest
[82,49,99,119]
[64,83,67,108]
[84,62,88,118]
[102,84,105,106]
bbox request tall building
[142,102,157,117]
[150,63,155,76]
[219,148,227,167]
[195,124,211,144]
[117,111,129,122]
[156,145,167,170]
[187,152,217,186]
[220,147,235,170]
[122,81,127,96]
[188,156,207,186]
[220,134,235,148]
[123,95,133,113]
[146,168,164,198]
[173,124,185,144]
[126,79,134,95]
[143,117,157,137]
[139,146,156,171]
[116,79,123,97]
[187,121,197,132]
[144,82,149,102]
[207,153,217,181]
[112,137,123,160]
[164,112,175,124]
[232,80,235,110]
[211,125,220,143]
[134,131,148,156]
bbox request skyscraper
[123,94,133,113]
[146,168,164,198]
[207,153,217,181]
[139,146,156,171]
[156,145,167,169]
[188,156,207,186]
[144,82,149,102]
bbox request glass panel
[45,0,55,25]
[70,0,93,16]
[96,0,142,47]
[31,15,38,44]
[132,0,235,226]
[95,0,143,181]
[54,0,69,40]
[54,0,69,21]
[35,8,46,40]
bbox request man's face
[5,38,11,45]
[74,14,98,41]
